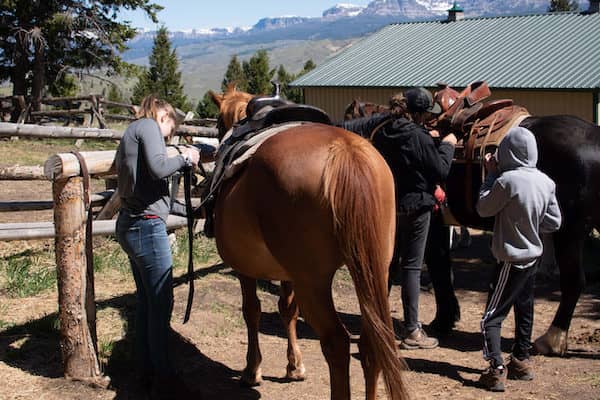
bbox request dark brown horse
[344,98,390,120]
[436,86,600,356]
[342,89,600,356]
[208,86,407,400]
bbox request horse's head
[209,83,254,140]
[343,98,362,120]
[343,98,391,120]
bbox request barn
[291,2,600,124]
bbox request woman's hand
[182,147,200,166]
[484,152,498,174]
[442,133,457,146]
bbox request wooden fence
[0,94,219,137]
[0,121,215,383]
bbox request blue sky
[119,1,373,31]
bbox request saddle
[231,102,332,139]
[204,97,333,216]
[436,81,530,161]
[434,81,531,225]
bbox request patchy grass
[0,249,56,298]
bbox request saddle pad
[211,122,304,192]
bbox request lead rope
[71,151,98,352]
[182,163,195,323]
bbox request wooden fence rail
[0,122,219,139]
[0,215,188,241]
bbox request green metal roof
[292,12,600,89]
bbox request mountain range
[121,0,590,102]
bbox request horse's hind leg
[239,274,263,386]
[534,229,586,356]
[278,280,306,380]
[295,279,350,400]
[358,332,381,400]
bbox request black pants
[481,261,537,367]
[426,211,460,328]
[390,209,431,333]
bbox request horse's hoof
[240,368,262,387]
[533,325,568,356]
[286,364,306,381]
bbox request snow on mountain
[322,3,366,19]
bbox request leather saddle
[231,100,332,140]
[209,97,333,204]
[436,81,530,161]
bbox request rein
[182,164,195,323]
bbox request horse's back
[522,115,600,228]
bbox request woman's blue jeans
[116,212,174,378]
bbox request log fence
[0,119,213,383]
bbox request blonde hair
[136,94,178,123]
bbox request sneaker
[400,324,439,349]
[479,366,506,392]
[507,355,534,381]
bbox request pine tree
[0,0,161,116]
[130,26,188,110]
[277,59,317,104]
[196,91,220,118]
[107,84,126,115]
[243,50,275,95]
[548,0,579,11]
[222,55,247,92]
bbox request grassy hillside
[134,38,358,103]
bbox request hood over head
[497,126,538,172]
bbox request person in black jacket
[340,87,457,349]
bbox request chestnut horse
[342,91,600,356]
[208,86,407,400]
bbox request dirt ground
[0,228,599,400]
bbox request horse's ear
[227,82,237,93]
[208,90,222,108]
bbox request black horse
[441,114,600,355]
[342,102,600,355]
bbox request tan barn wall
[303,87,597,124]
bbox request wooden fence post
[52,176,108,387]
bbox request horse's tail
[323,135,408,400]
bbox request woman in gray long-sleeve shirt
[115,95,198,398]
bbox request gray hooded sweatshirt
[476,127,562,268]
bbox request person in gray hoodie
[476,126,562,392]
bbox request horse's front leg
[278,280,306,381]
[239,274,263,386]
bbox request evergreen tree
[548,0,579,11]
[131,26,188,110]
[243,50,275,95]
[301,59,316,73]
[196,91,220,118]
[48,73,79,98]
[107,84,126,114]
[222,55,247,92]
[276,59,316,104]
[0,0,161,115]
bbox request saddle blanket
[211,122,304,192]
